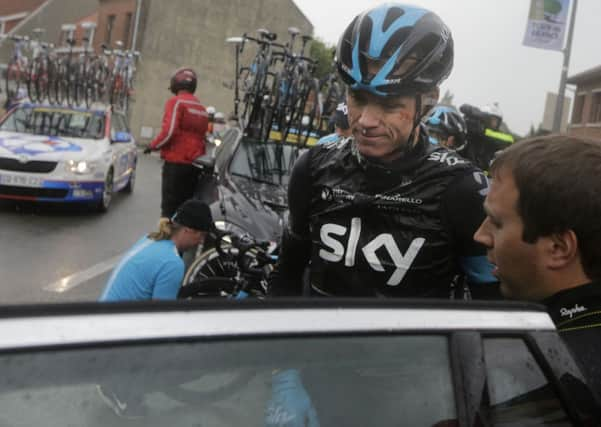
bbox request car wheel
[122,164,136,194]
[95,168,113,212]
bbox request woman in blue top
[100,199,214,301]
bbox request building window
[123,12,133,48]
[590,92,601,124]
[572,94,585,124]
[105,14,116,45]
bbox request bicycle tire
[27,60,39,103]
[5,61,21,104]
[178,276,238,299]
[36,59,51,104]
[284,76,320,146]
[181,244,271,299]
[45,59,57,104]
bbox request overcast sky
[293,0,601,135]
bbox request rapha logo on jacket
[319,217,425,286]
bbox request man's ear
[421,87,440,116]
[546,230,579,269]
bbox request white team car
[0,103,136,212]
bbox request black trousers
[161,162,200,218]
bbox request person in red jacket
[146,68,209,218]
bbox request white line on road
[44,254,122,293]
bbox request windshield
[0,106,106,140]
[229,138,307,186]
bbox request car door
[0,302,596,426]
[109,112,134,190]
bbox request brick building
[130,0,313,142]
[95,0,136,51]
[0,0,313,142]
[567,65,601,140]
[0,0,46,35]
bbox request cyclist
[424,105,468,151]
[481,103,502,130]
[100,199,214,302]
[460,102,514,171]
[145,68,209,219]
[317,101,351,145]
[270,3,497,300]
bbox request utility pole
[552,0,578,133]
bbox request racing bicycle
[178,231,277,299]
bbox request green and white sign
[523,0,570,51]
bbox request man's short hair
[490,135,601,280]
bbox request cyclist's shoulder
[312,135,352,154]
[316,133,341,145]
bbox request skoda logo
[17,155,29,164]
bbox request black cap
[171,199,214,231]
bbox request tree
[309,37,335,80]
[439,89,455,107]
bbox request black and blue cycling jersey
[272,130,498,298]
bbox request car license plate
[0,173,44,188]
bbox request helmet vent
[382,7,404,33]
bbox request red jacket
[150,92,208,163]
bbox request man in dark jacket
[147,68,208,218]
[475,134,601,397]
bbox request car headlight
[66,160,97,175]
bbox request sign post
[523,0,578,133]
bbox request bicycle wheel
[178,276,239,298]
[36,59,51,104]
[5,61,21,104]
[27,60,39,103]
[180,245,271,299]
[284,77,320,145]
[47,59,59,105]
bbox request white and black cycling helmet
[481,103,503,121]
[425,105,467,151]
[169,67,197,94]
[335,3,454,97]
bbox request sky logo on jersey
[428,151,467,166]
[0,135,82,157]
[319,217,425,286]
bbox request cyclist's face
[347,89,417,161]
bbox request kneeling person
[100,199,214,301]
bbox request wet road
[0,151,164,304]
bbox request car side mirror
[193,154,216,174]
[112,131,131,143]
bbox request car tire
[122,164,136,194]
[95,168,113,213]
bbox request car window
[0,334,456,426]
[110,113,127,135]
[0,106,105,140]
[229,138,305,186]
[483,338,572,426]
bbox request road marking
[44,254,122,293]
